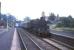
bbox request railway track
[17,28,73,50]
[23,30,73,50]
[24,30,59,50]
[17,28,43,50]
[42,38,73,50]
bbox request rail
[17,28,43,50]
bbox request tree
[7,15,16,27]
[68,15,72,19]
[56,16,74,27]
[48,13,56,21]
[24,17,30,23]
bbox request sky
[0,0,74,20]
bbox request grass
[52,27,74,32]
[50,24,74,31]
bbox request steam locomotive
[21,17,51,37]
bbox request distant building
[0,2,1,13]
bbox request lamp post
[7,16,8,30]
[6,14,9,30]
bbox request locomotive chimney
[42,11,45,17]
